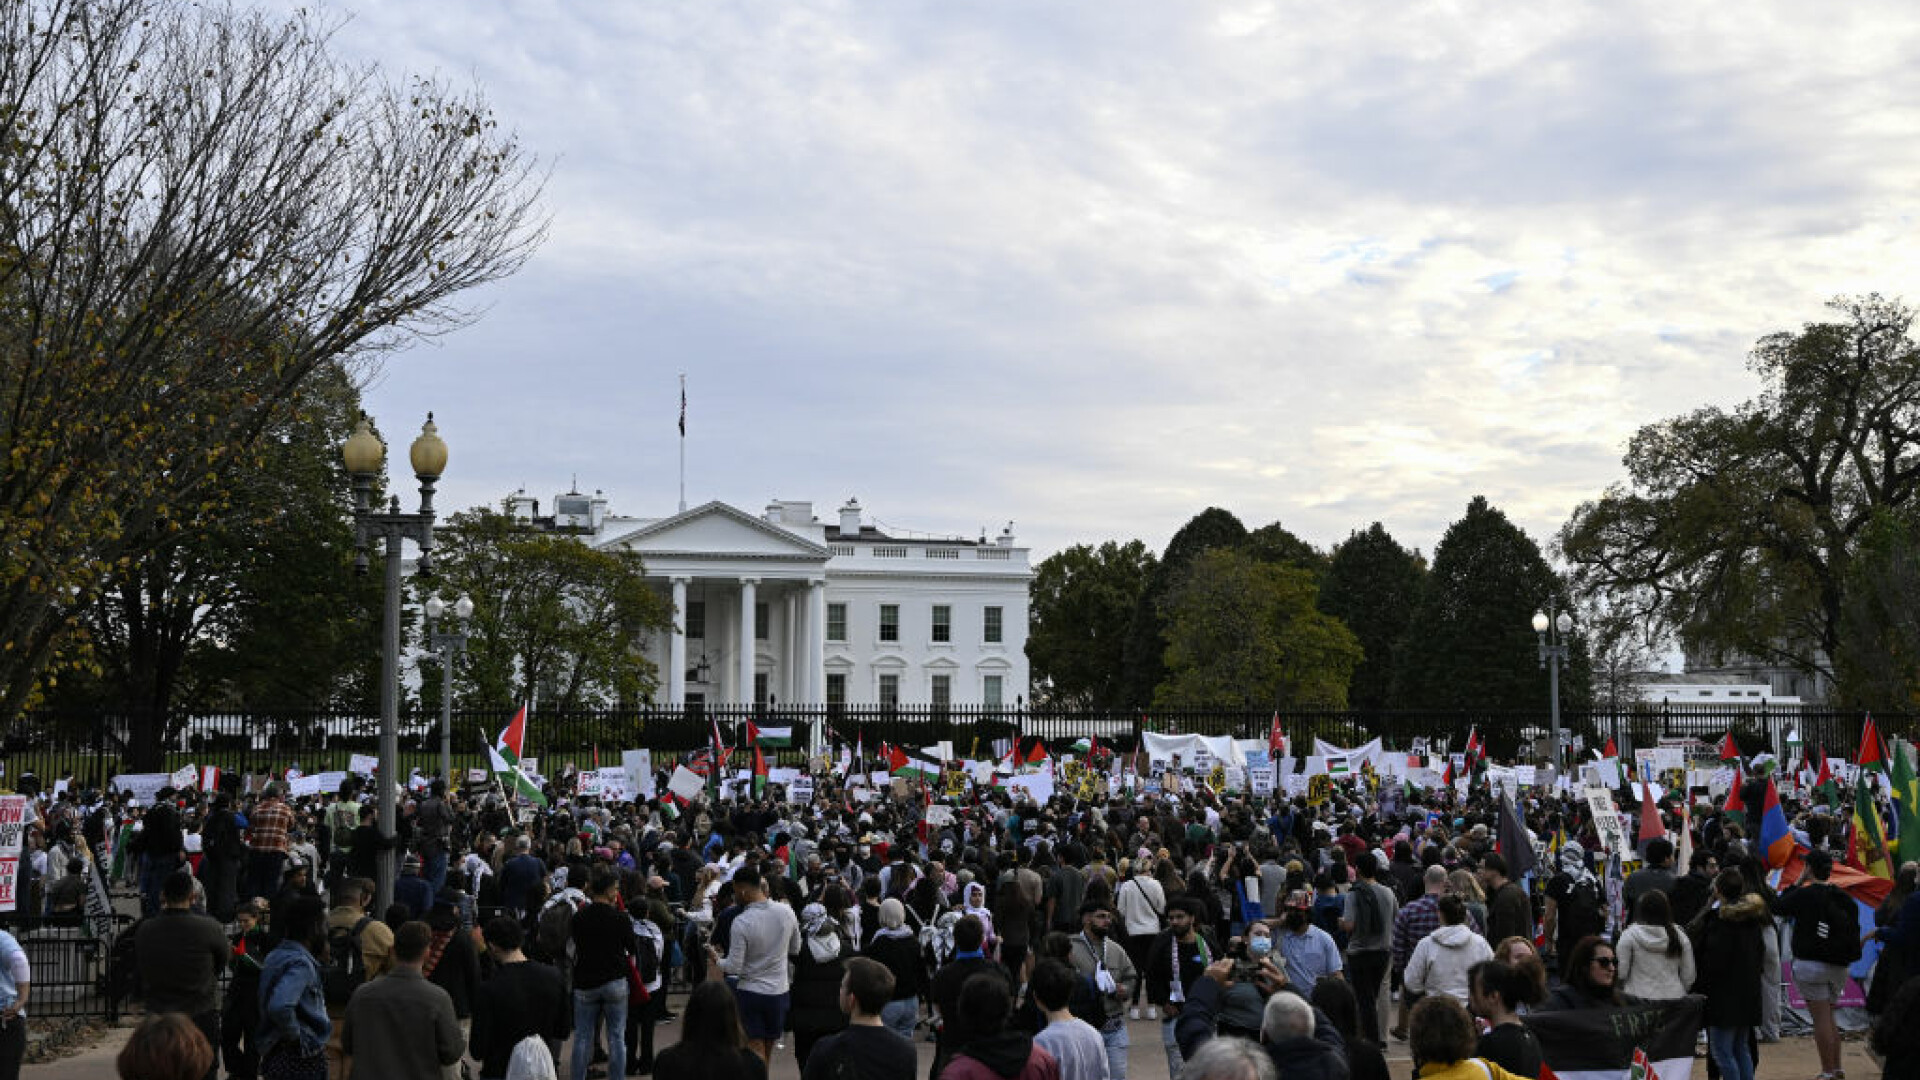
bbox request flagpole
[678,373,687,513]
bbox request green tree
[1561,295,1920,700]
[1153,549,1361,708]
[1026,540,1156,708]
[1245,521,1329,576]
[1317,523,1426,711]
[0,0,544,720]
[1396,496,1587,751]
[1831,509,1920,707]
[1120,508,1249,706]
[428,509,673,714]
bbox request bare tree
[0,0,545,718]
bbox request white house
[508,491,1032,709]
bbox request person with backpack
[320,876,392,1075]
[569,867,639,1080]
[1542,843,1605,974]
[1772,849,1861,1080]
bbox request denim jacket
[257,942,330,1058]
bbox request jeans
[1348,949,1390,1043]
[1161,1016,1183,1077]
[571,980,628,1080]
[1708,1026,1754,1080]
[1101,1019,1129,1080]
[423,849,449,894]
[245,850,286,905]
[882,998,918,1042]
[139,853,182,916]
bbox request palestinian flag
[888,745,941,782]
[1603,736,1618,758]
[1813,752,1841,810]
[487,705,548,806]
[1722,766,1747,829]
[752,743,769,798]
[1859,715,1888,773]
[1719,732,1740,761]
[1019,736,1049,765]
[748,722,793,748]
[1072,737,1093,754]
[1526,996,1702,1080]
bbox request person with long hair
[1691,868,1769,1080]
[652,981,767,1080]
[1407,994,1530,1080]
[1468,960,1545,1077]
[117,1012,215,1080]
[1542,936,1622,1010]
[1616,890,1695,1000]
[258,894,331,1080]
[1311,975,1389,1080]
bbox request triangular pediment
[597,501,830,560]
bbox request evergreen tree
[1317,523,1425,712]
[1395,497,1588,752]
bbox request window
[686,601,705,639]
[878,673,900,705]
[931,605,951,643]
[879,604,899,642]
[931,674,951,706]
[983,675,1004,708]
[826,673,847,706]
[755,602,769,640]
[984,606,1003,644]
[754,672,769,704]
[827,602,847,642]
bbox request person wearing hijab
[964,882,999,954]
[1543,842,1605,967]
[861,898,925,1040]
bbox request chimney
[998,520,1016,547]
[507,488,536,522]
[590,490,608,531]
[839,498,862,536]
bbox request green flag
[1892,738,1920,859]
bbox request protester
[862,898,926,1040]
[1407,995,1529,1080]
[1030,958,1110,1080]
[1403,895,1490,1005]
[941,971,1061,1080]
[1771,849,1861,1080]
[472,916,571,1080]
[117,1012,216,1080]
[1616,890,1696,1001]
[570,866,638,1080]
[1467,960,1543,1077]
[652,981,767,1080]
[340,920,465,1079]
[1542,936,1623,1011]
[1691,869,1769,1080]
[1067,902,1138,1080]
[1310,977,1389,1080]
[134,869,229,1080]
[256,895,331,1080]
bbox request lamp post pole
[425,595,473,784]
[343,413,447,915]
[1533,604,1574,770]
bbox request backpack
[537,895,582,964]
[1560,876,1604,936]
[321,915,373,1007]
[1803,884,1862,965]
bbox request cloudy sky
[317,1,1920,562]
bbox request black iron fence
[5,702,1911,784]
[3,912,134,1022]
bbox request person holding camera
[1171,951,1349,1080]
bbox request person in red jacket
[940,971,1060,1080]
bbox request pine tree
[1318,523,1426,712]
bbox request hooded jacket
[1403,923,1494,1002]
[1615,921,1696,1001]
[939,1031,1061,1080]
[1174,978,1350,1080]
[1689,892,1770,1027]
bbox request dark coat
[1690,893,1770,1027]
[1174,977,1349,1080]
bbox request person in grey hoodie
[1402,896,1493,1004]
[1616,890,1695,1000]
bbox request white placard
[1250,765,1276,795]
[1515,765,1537,786]
[348,754,379,778]
[1004,773,1054,803]
[622,750,655,800]
[287,774,322,798]
[924,804,955,826]
[169,764,197,790]
[1284,774,1309,796]
[0,795,29,912]
[787,777,815,804]
[113,773,170,805]
[315,771,348,796]
[667,766,706,803]
[769,767,802,788]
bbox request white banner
[113,773,170,806]
[1313,737,1386,770]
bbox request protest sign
[169,764,197,790]
[348,754,379,778]
[788,777,815,805]
[623,750,654,800]
[1250,765,1276,795]
[315,771,347,797]
[667,766,705,803]
[1004,772,1054,803]
[113,773,170,806]
[0,796,28,912]
[288,775,322,798]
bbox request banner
[1140,732,1241,769]
[112,773,170,805]
[0,796,29,912]
[1313,737,1386,771]
[76,835,114,938]
[1525,995,1702,1080]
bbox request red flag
[1719,732,1739,761]
[1269,713,1285,755]
[887,744,909,772]
[1859,716,1888,772]
[1466,726,1484,760]
[1020,738,1048,765]
[1638,779,1664,844]
[1603,736,1618,758]
[593,745,600,770]
[1723,766,1748,825]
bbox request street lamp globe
[1555,611,1573,635]
[424,596,446,621]
[1531,611,1549,634]
[454,595,474,620]
[409,412,448,478]
[342,415,385,476]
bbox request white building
[1629,671,1804,708]
[509,492,1032,709]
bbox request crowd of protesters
[8,745,1920,1080]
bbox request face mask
[1248,936,1273,958]
[858,847,869,858]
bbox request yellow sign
[1308,774,1332,806]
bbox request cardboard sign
[348,754,379,778]
[0,796,30,912]
[169,764,198,790]
[113,773,170,806]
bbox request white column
[669,577,689,707]
[808,579,827,705]
[782,591,800,705]
[738,577,758,705]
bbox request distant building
[507,490,1032,710]
[1677,644,1831,704]
[1629,670,1804,708]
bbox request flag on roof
[1859,716,1888,773]
[487,705,548,806]
[1758,775,1794,869]
[747,722,792,748]
[1719,732,1740,761]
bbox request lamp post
[342,412,446,914]
[424,594,473,783]
[1532,604,1574,769]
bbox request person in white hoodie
[1615,890,1695,1001]
[1404,895,1493,1003]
